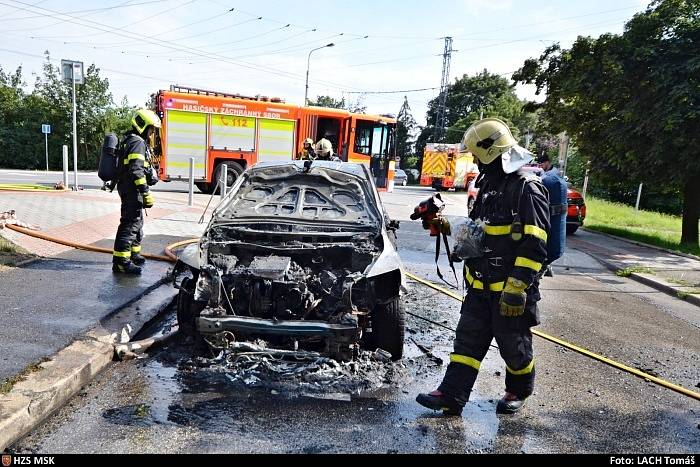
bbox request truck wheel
[213,161,244,194]
[566,224,579,235]
[365,298,405,360]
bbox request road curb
[0,282,177,451]
[569,243,700,308]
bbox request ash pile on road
[183,341,408,396]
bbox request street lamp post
[305,43,335,106]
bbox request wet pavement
[10,223,700,454]
[0,234,175,381]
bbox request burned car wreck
[176,161,406,361]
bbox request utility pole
[434,36,453,141]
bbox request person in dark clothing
[416,118,550,416]
[112,109,160,275]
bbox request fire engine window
[354,120,373,155]
[371,126,389,156]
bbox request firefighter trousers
[113,184,143,263]
[438,290,536,406]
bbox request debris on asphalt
[0,210,40,230]
[186,338,408,396]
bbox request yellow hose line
[0,184,68,193]
[405,271,700,402]
[164,238,198,262]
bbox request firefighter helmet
[131,109,161,135]
[314,138,333,158]
[462,118,516,165]
[303,137,314,146]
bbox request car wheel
[566,224,579,235]
[366,298,405,360]
[213,161,244,194]
[176,276,205,337]
[195,182,211,194]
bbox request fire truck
[419,143,478,191]
[154,86,397,193]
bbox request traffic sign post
[61,60,83,190]
[41,124,51,171]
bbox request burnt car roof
[212,161,382,229]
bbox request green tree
[308,95,346,109]
[396,96,418,170]
[513,0,700,246]
[34,55,117,170]
[415,70,535,169]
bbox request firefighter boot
[496,392,527,414]
[416,390,463,416]
[131,253,146,266]
[112,260,142,275]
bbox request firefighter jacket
[118,132,152,194]
[466,168,550,296]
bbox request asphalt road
[11,222,700,454]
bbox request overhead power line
[0,0,374,94]
[346,87,439,95]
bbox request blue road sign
[42,124,51,134]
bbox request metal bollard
[188,157,195,207]
[635,183,643,211]
[62,145,69,188]
[73,144,78,190]
[220,164,228,201]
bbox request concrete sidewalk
[0,188,216,383]
[568,229,700,306]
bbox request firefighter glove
[500,277,527,317]
[143,191,155,209]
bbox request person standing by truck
[112,109,159,275]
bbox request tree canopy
[415,70,536,157]
[513,0,700,246]
[0,52,134,171]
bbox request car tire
[195,182,211,194]
[176,276,206,337]
[367,298,405,360]
[213,161,244,194]
[566,224,579,235]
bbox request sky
[0,0,650,125]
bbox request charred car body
[176,161,406,361]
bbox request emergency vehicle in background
[419,143,478,191]
[153,86,397,193]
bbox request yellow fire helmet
[462,117,517,165]
[462,117,534,174]
[131,108,162,135]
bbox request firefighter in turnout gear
[112,109,160,275]
[416,118,550,416]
